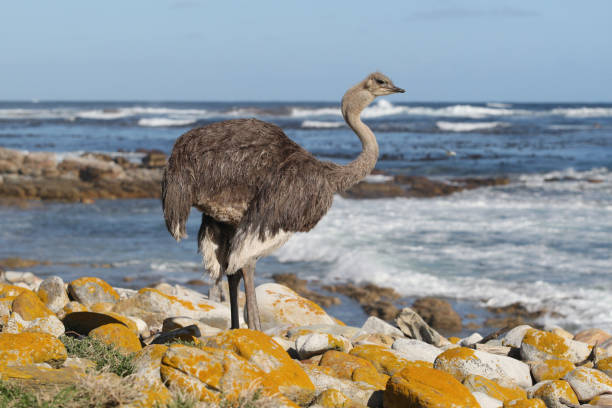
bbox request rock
[4,311,65,337]
[61,301,89,317]
[112,287,231,330]
[589,394,612,406]
[89,302,115,313]
[302,364,383,407]
[314,388,363,408]
[349,344,411,376]
[530,360,576,382]
[411,297,462,334]
[255,283,336,330]
[295,332,352,359]
[149,325,201,345]
[68,277,120,306]
[434,346,532,388]
[602,338,612,357]
[549,327,574,340]
[318,350,387,389]
[272,273,341,308]
[62,311,134,335]
[0,282,30,298]
[89,323,142,354]
[0,332,67,366]
[562,366,612,401]
[286,324,361,340]
[528,380,579,408]
[205,329,315,405]
[11,289,54,320]
[130,343,172,407]
[391,338,442,364]
[473,391,503,408]
[358,316,405,338]
[161,316,222,337]
[161,344,283,404]
[62,357,96,371]
[463,374,527,402]
[503,399,546,408]
[352,332,396,347]
[596,356,612,377]
[0,270,43,288]
[502,325,534,348]
[142,151,167,168]
[520,328,591,363]
[573,328,612,346]
[384,365,480,408]
[395,307,450,347]
[461,332,485,347]
[37,276,69,314]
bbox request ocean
[1,100,611,333]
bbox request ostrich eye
[375,78,385,85]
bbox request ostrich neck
[331,94,379,192]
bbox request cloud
[409,6,539,20]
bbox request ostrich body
[162,73,404,330]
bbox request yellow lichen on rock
[11,290,54,321]
[316,388,361,408]
[63,301,88,314]
[89,323,142,354]
[0,283,29,299]
[0,332,67,366]
[531,380,578,406]
[503,399,546,408]
[596,356,612,377]
[349,344,409,376]
[530,359,575,382]
[319,350,377,379]
[384,364,481,408]
[351,366,389,390]
[205,329,315,405]
[68,277,120,305]
[89,302,115,313]
[463,374,527,402]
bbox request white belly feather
[226,229,292,275]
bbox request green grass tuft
[60,335,135,377]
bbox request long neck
[330,85,379,192]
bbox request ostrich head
[342,72,404,119]
[365,72,405,96]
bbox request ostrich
[162,72,404,330]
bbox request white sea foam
[364,174,395,183]
[486,102,512,108]
[436,121,508,132]
[291,106,341,118]
[138,117,196,127]
[550,107,612,118]
[275,173,612,331]
[301,120,344,129]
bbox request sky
[1,0,611,102]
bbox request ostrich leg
[242,263,261,330]
[227,271,242,329]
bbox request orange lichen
[532,380,578,405]
[11,290,54,321]
[89,323,142,354]
[384,365,480,408]
[522,329,570,357]
[70,277,120,302]
[349,344,409,376]
[0,332,67,366]
[319,350,376,379]
[316,389,352,408]
[138,288,213,312]
[596,356,612,375]
[352,366,390,390]
[89,302,115,313]
[448,336,461,344]
[463,374,527,402]
[503,399,547,408]
[531,359,575,381]
[0,284,29,299]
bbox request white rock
[2,271,42,290]
[255,283,336,331]
[563,366,612,401]
[4,312,65,337]
[501,325,533,348]
[37,276,69,314]
[162,316,222,337]
[295,332,351,359]
[391,338,442,364]
[358,316,404,338]
[460,332,484,347]
[472,391,503,408]
[434,347,532,388]
[127,315,150,337]
[302,366,382,407]
[286,324,360,339]
[520,328,591,363]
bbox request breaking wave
[436,121,508,132]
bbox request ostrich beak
[391,86,405,94]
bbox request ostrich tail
[161,167,192,242]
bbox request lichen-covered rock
[473,391,503,408]
[530,359,576,382]
[37,276,69,314]
[11,289,54,321]
[434,346,532,388]
[528,380,579,408]
[89,302,115,313]
[160,344,281,404]
[562,366,612,401]
[62,301,88,316]
[286,324,361,340]
[162,316,222,337]
[68,277,120,306]
[463,374,527,402]
[384,365,481,408]
[501,325,533,348]
[112,287,230,330]
[149,325,201,345]
[596,356,612,377]
[129,344,171,408]
[0,283,29,299]
[89,323,142,354]
[349,344,411,376]
[391,338,442,364]
[315,388,364,408]
[205,329,315,405]
[589,394,612,406]
[318,350,388,389]
[295,332,351,359]
[358,316,404,338]
[573,328,612,346]
[3,311,65,337]
[0,364,85,388]
[520,328,591,363]
[503,399,546,408]
[256,283,336,330]
[395,307,450,347]
[0,332,67,366]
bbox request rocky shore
[1,270,612,407]
[0,147,510,204]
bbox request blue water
[1,100,611,332]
